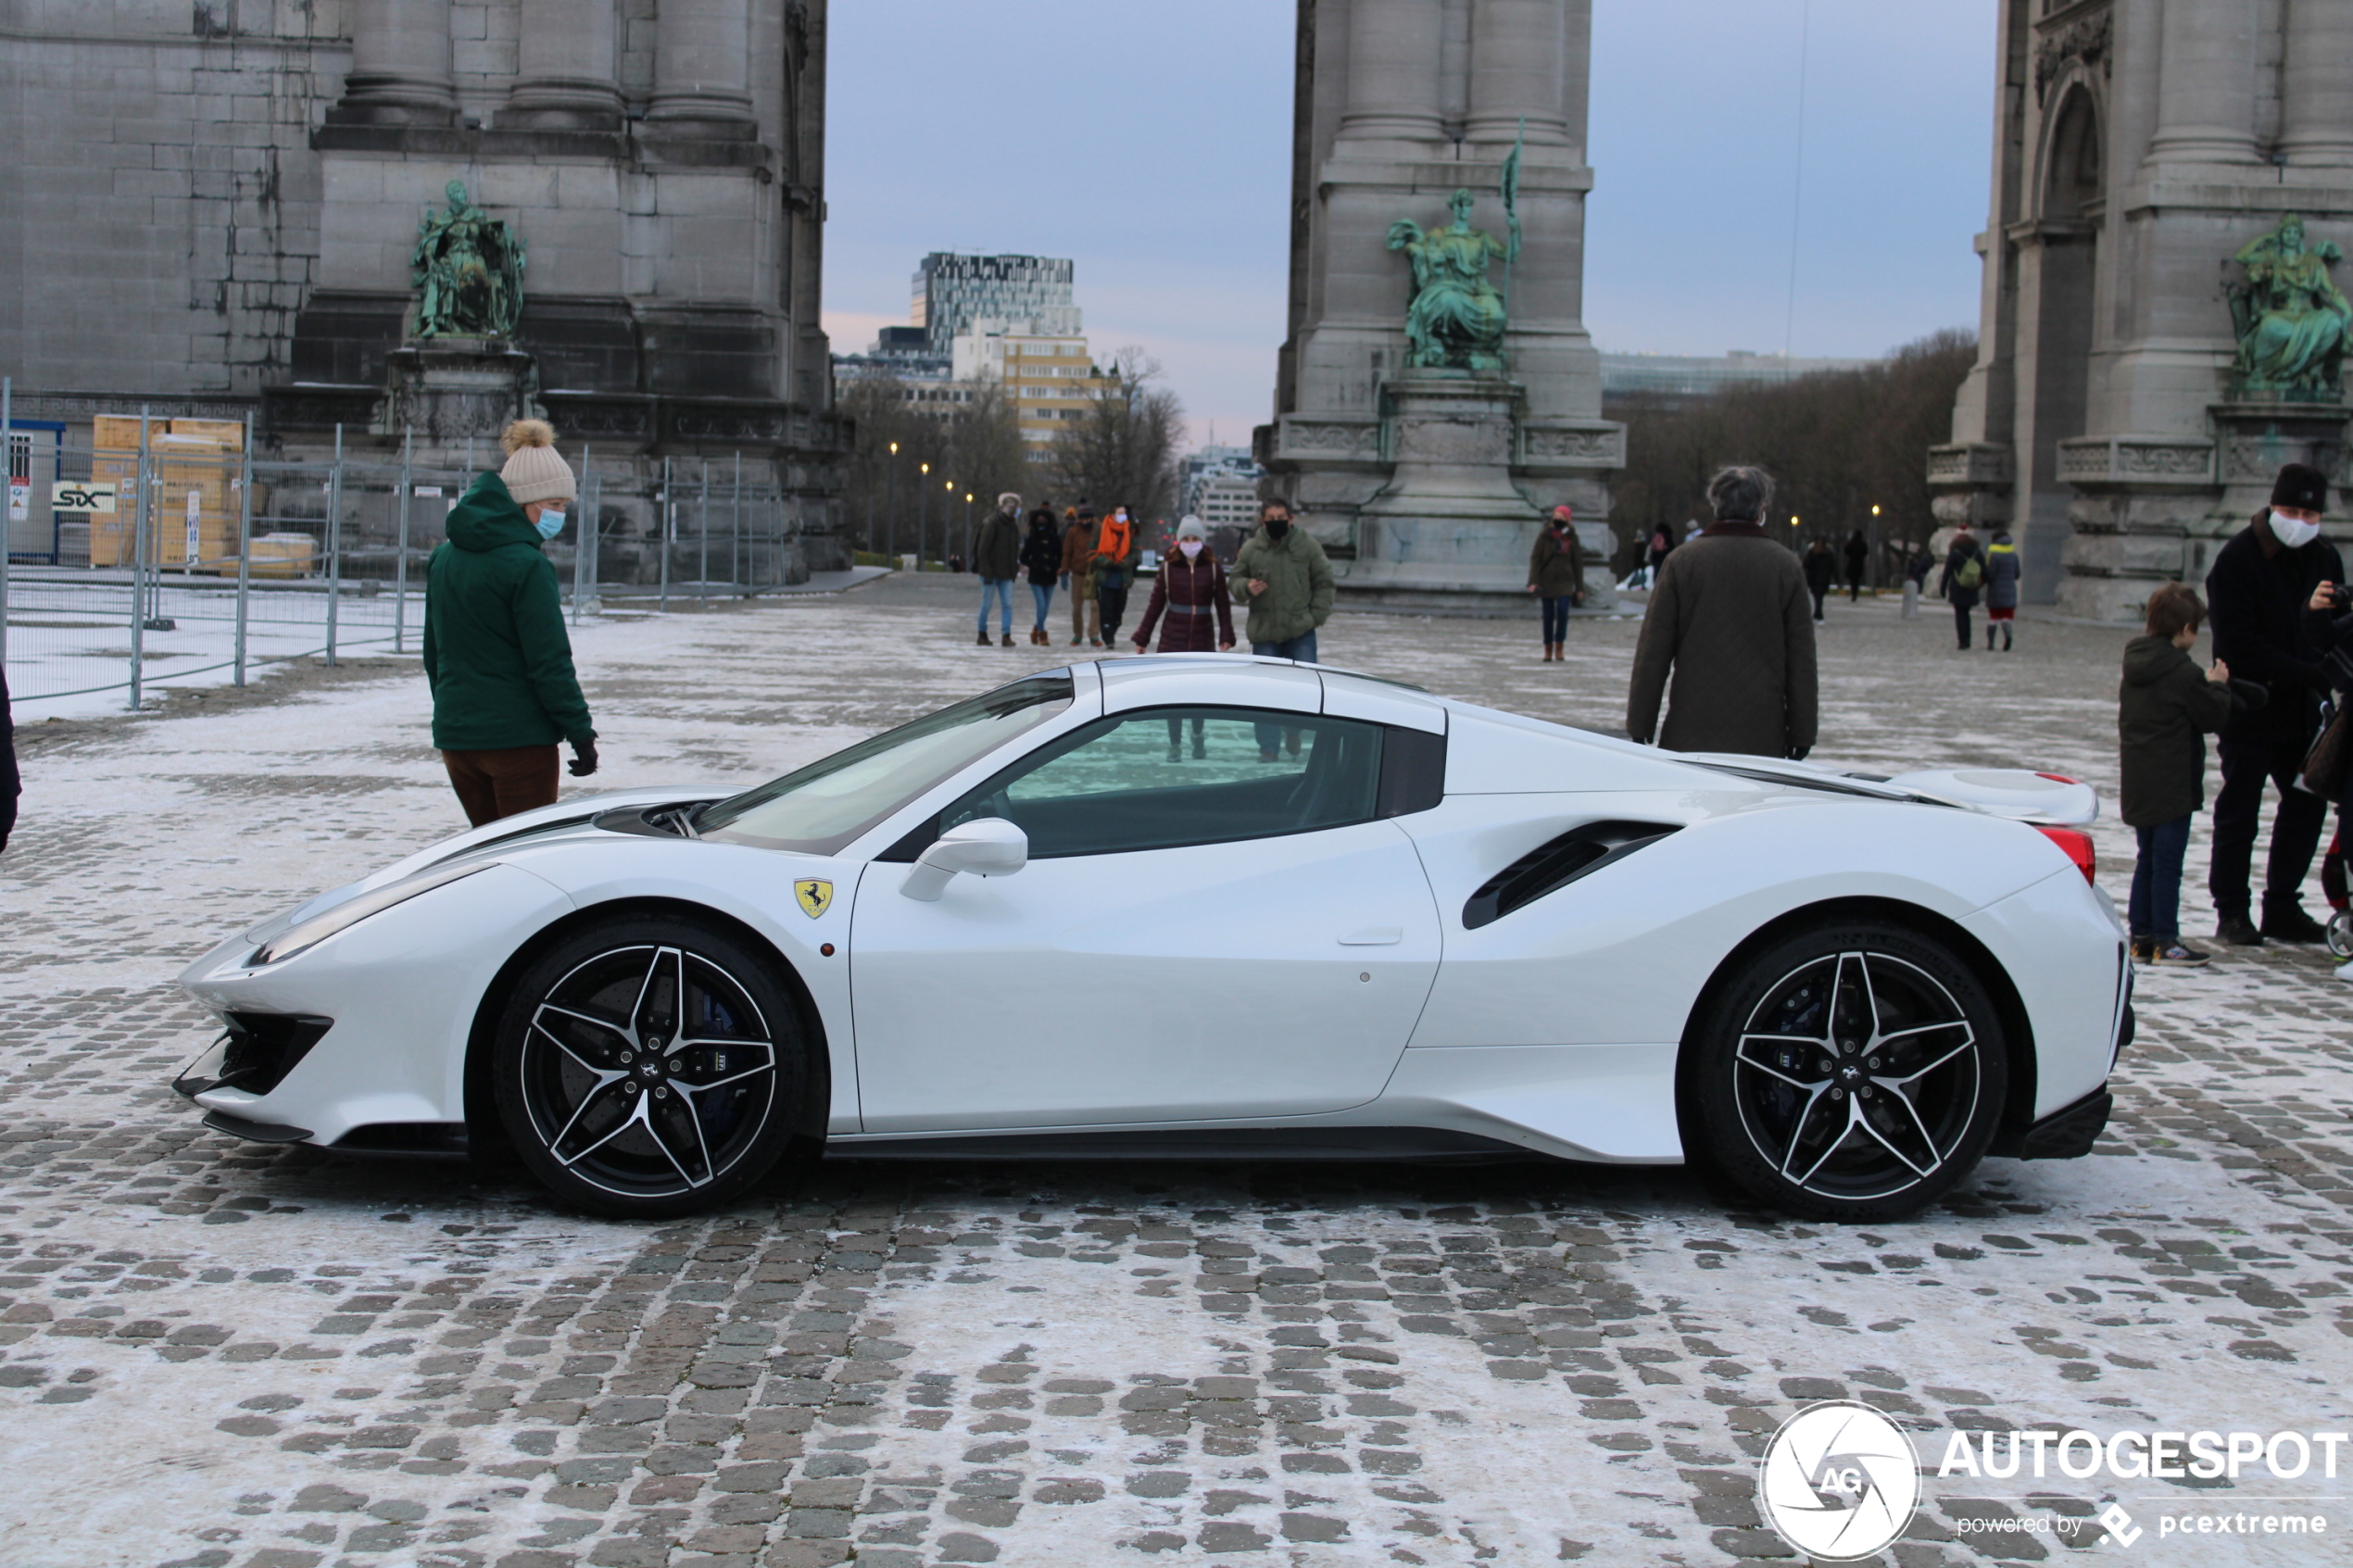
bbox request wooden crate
[246,533,317,578]
[87,433,240,567]
[169,418,245,450]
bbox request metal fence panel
[6,395,806,709]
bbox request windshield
[697,672,1076,853]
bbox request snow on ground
[1,578,2347,1567]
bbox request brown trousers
[1068,570,1099,641]
[443,744,560,827]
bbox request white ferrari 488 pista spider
[174,655,2129,1223]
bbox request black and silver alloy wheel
[494,916,810,1217]
[1689,922,2006,1222]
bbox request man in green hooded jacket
[1231,499,1335,659]
[422,419,598,825]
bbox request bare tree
[1052,347,1183,521]
[837,374,1033,560]
[1605,329,1976,581]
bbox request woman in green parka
[422,419,598,825]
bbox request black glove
[1790,746,1811,761]
[568,737,599,778]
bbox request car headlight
[250,861,495,967]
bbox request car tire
[1686,921,2007,1223]
[492,913,814,1219]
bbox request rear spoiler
[1680,755,2099,827]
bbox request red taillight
[2036,825,2096,884]
[2036,772,2079,785]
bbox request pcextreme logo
[1757,1401,1920,1561]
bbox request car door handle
[1339,926,1403,946]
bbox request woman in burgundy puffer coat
[1130,515,1235,654]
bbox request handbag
[2304,703,2350,800]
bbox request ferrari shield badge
[794,879,833,920]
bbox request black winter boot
[2260,897,2327,943]
[2216,910,2266,947]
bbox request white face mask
[1179,539,1202,558]
[1114,510,1128,521]
[534,508,566,541]
[2269,508,2322,549]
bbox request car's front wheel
[1687,921,2007,1223]
[493,913,813,1219]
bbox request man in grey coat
[1626,466,1819,759]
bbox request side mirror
[900,817,1028,901]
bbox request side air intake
[1461,820,1681,930]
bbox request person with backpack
[2120,583,2234,966]
[1944,521,1988,650]
[1982,527,2021,649]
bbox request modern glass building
[912,255,1081,352]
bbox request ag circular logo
[1756,1400,1921,1562]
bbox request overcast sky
[822,1,1997,451]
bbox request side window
[940,707,1387,858]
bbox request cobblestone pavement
[3,580,2349,1567]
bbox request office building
[912,255,1081,353]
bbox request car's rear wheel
[1687,921,2007,1223]
[493,914,812,1219]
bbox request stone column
[1335,0,1445,145]
[335,0,457,125]
[648,0,757,136]
[1465,0,1571,146]
[2143,0,2260,165]
[2279,0,2353,167]
[505,0,624,132]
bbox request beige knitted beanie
[498,419,575,506]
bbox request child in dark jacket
[2120,583,2234,965]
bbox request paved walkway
[2,581,2348,1566]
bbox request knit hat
[498,420,575,506]
[1174,514,1206,540]
[997,491,1023,510]
[1551,504,1574,521]
[2271,461,2329,513]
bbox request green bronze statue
[2227,213,2349,400]
[410,180,526,340]
[1387,187,1517,371]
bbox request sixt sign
[52,481,119,514]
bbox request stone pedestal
[1353,373,1537,595]
[2055,401,2353,621]
[2053,433,2216,623]
[382,337,541,449]
[1327,371,1618,611]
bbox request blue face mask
[534,508,566,541]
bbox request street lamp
[919,461,931,564]
[887,442,900,558]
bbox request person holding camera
[2203,462,2346,946]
